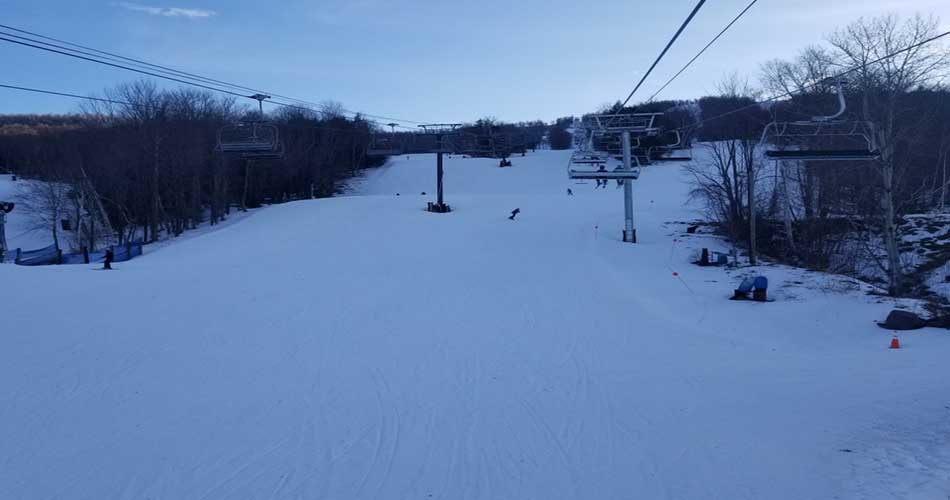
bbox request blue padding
[736,278,755,293]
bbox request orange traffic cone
[890,335,900,349]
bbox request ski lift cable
[673,29,950,134]
[646,0,759,103]
[0,35,252,97]
[607,0,707,126]
[0,28,428,127]
[0,26,426,126]
[0,26,270,100]
[0,23,363,119]
[0,83,408,137]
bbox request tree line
[0,81,558,252]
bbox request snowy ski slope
[0,174,55,252]
[1,150,949,499]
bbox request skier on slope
[103,247,114,270]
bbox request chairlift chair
[591,113,663,135]
[761,79,880,162]
[647,130,693,162]
[568,153,641,180]
[572,150,610,162]
[216,122,284,159]
[367,133,403,156]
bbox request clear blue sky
[1,0,947,124]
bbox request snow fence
[6,242,143,266]
[10,244,61,266]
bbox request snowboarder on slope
[103,247,114,270]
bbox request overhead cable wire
[0,83,412,136]
[0,26,426,126]
[646,0,759,102]
[614,0,707,112]
[674,29,950,133]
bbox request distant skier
[596,164,608,188]
[567,188,573,196]
[508,208,520,220]
[103,247,114,270]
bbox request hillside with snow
[2,150,949,499]
[0,174,55,252]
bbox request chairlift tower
[0,201,13,261]
[569,113,663,243]
[418,123,462,213]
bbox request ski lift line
[607,0,707,127]
[646,0,759,102]
[0,35,254,97]
[0,34,370,125]
[0,29,258,97]
[0,83,143,108]
[0,26,427,126]
[0,83,409,138]
[0,23,334,114]
[672,29,950,134]
[0,31,428,127]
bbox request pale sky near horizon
[1,1,948,124]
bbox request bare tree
[687,140,744,242]
[828,14,950,294]
[760,46,835,96]
[15,178,72,249]
[320,100,347,119]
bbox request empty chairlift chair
[217,122,284,159]
[367,133,404,156]
[648,130,692,162]
[761,79,880,162]
[590,113,663,136]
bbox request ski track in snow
[2,150,950,499]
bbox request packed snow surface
[2,150,949,499]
